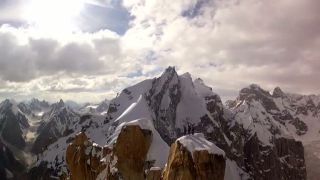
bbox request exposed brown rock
[163,140,226,180]
[146,167,162,180]
[163,141,196,180]
[66,125,226,180]
[193,150,226,180]
[67,125,153,180]
[65,132,106,180]
[106,125,152,180]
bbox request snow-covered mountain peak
[0,99,30,149]
[239,84,271,100]
[27,98,50,113]
[106,67,226,146]
[49,99,67,112]
[194,78,217,98]
[0,99,14,110]
[272,86,286,98]
[161,66,177,77]
[0,99,22,115]
[32,98,80,154]
[57,99,65,107]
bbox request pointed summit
[160,66,178,79]
[57,99,65,108]
[59,99,64,104]
[50,99,65,111]
[0,99,13,111]
[272,87,286,98]
[239,84,271,101]
[164,66,176,73]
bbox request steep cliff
[67,124,153,180]
[163,133,226,180]
[66,132,105,180]
[228,84,307,179]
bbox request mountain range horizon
[2,66,319,106]
[0,66,319,179]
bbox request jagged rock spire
[272,86,286,98]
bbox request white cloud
[1,0,320,102]
[122,0,320,98]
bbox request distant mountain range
[0,67,319,179]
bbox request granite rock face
[163,135,226,180]
[146,167,162,180]
[66,132,106,180]
[110,125,152,180]
[67,130,226,180]
[67,125,152,180]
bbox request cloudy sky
[0,0,319,103]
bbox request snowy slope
[77,99,109,115]
[177,133,225,158]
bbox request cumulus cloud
[0,25,124,82]
[1,0,320,102]
[122,0,320,98]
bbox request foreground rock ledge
[163,134,226,180]
[66,125,152,180]
[66,130,226,180]
[66,132,106,180]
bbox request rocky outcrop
[146,167,162,180]
[66,132,106,180]
[66,125,152,180]
[163,134,226,180]
[112,125,152,179]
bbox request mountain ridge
[1,67,319,179]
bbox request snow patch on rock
[177,133,225,158]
